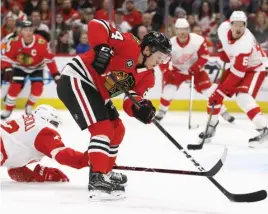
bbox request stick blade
[187,143,204,150]
[206,147,227,176]
[230,190,267,203]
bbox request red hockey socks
[27,82,43,106]
[5,82,22,111]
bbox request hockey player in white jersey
[200,11,268,148]
[155,18,234,123]
[0,105,89,182]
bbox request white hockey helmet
[34,105,62,128]
[230,11,247,25]
[175,18,190,29]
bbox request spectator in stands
[1,0,15,18]
[259,0,268,16]
[224,0,244,19]
[146,0,157,14]
[192,24,214,53]
[56,30,74,54]
[252,11,268,43]
[31,10,50,41]
[24,0,41,16]
[187,14,197,30]
[174,7,187,19]
[7,2,27,22]
[76,32,90,54]
[94,0,115,21]
[55,13,69,38]
[1,15,16,39]
[73,8,94,33]
[40,0,51,26]
[72,0,93,10]
[60,0,80,25]
[142,12,152,32]
[195,0,215,37]
[169,0,195,16]
[209,13,222,39]
[131,24,148,41]
[114,8,132,33]
[124,0,142,27]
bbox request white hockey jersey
[0,114,61,168]
[218,21,266,77]
[168,33,208,74]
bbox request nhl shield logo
[126,59,134,68]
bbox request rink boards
[1,56,268,112]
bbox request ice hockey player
[199,11,268,148]
[1,20,61,120]
[57,19,171,200]
[0,105,89,182]
[155,18,235,123]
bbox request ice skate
[249,127,268,148]
[88,171,125,201]
[107,171,128,186]
[1,110,12,120]
[221,110,235,123]
[198,121,219,144]
[155,110,166,122]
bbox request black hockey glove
[2,67,13,82]
[92,44,114,75]
[52,72,61,84]
[132,99,156,124]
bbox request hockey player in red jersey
[0,105,89,182]
[57,19,172,200]
[155,18,235,123]
[1,20,60,120]
[199,11,268,147]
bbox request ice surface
[1,110,268,214]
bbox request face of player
[231,21,246,39]
[143,47,171,69]
[21,27,34,44]
[176,27,190,43]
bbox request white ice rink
[1,110,268,214]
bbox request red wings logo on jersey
[104,70,135,97]
[176,53,195,64]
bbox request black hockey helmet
[21,20,33,28]
[140,31,172,55]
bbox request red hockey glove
[132,99,156,124]
[33,164,69,182]
[2,67,13,82]
[208,88,225,106]
[52,72,61,84]
[188,64,200,75]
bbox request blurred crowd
[1,0,268,54]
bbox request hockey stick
[109,73,267,202]
[188,74,199,129]
[187,103,215,150]
[114,150,226,176]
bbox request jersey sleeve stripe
[93,19,111,37]
[230,66,246,78]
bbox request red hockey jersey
[61,19,155,116]
[1,34,58,74]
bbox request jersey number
[111,31,123,41]
[242,57,249,66]
[1,120,20,134]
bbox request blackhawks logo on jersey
[104,71,135,98]
[38,38,46,44]
[17,53,34,65]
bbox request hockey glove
[132,99,156,124]
[92,44,114,75]
[33,164,69,182]
[52,72,61,84]
[209,88,225,106]
[2,67,13,82]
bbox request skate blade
[249,141,268,149]
[88,190,125,201]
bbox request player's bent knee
[88,120,114,140]
[31,82,44,96]
[111,118,125,146]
